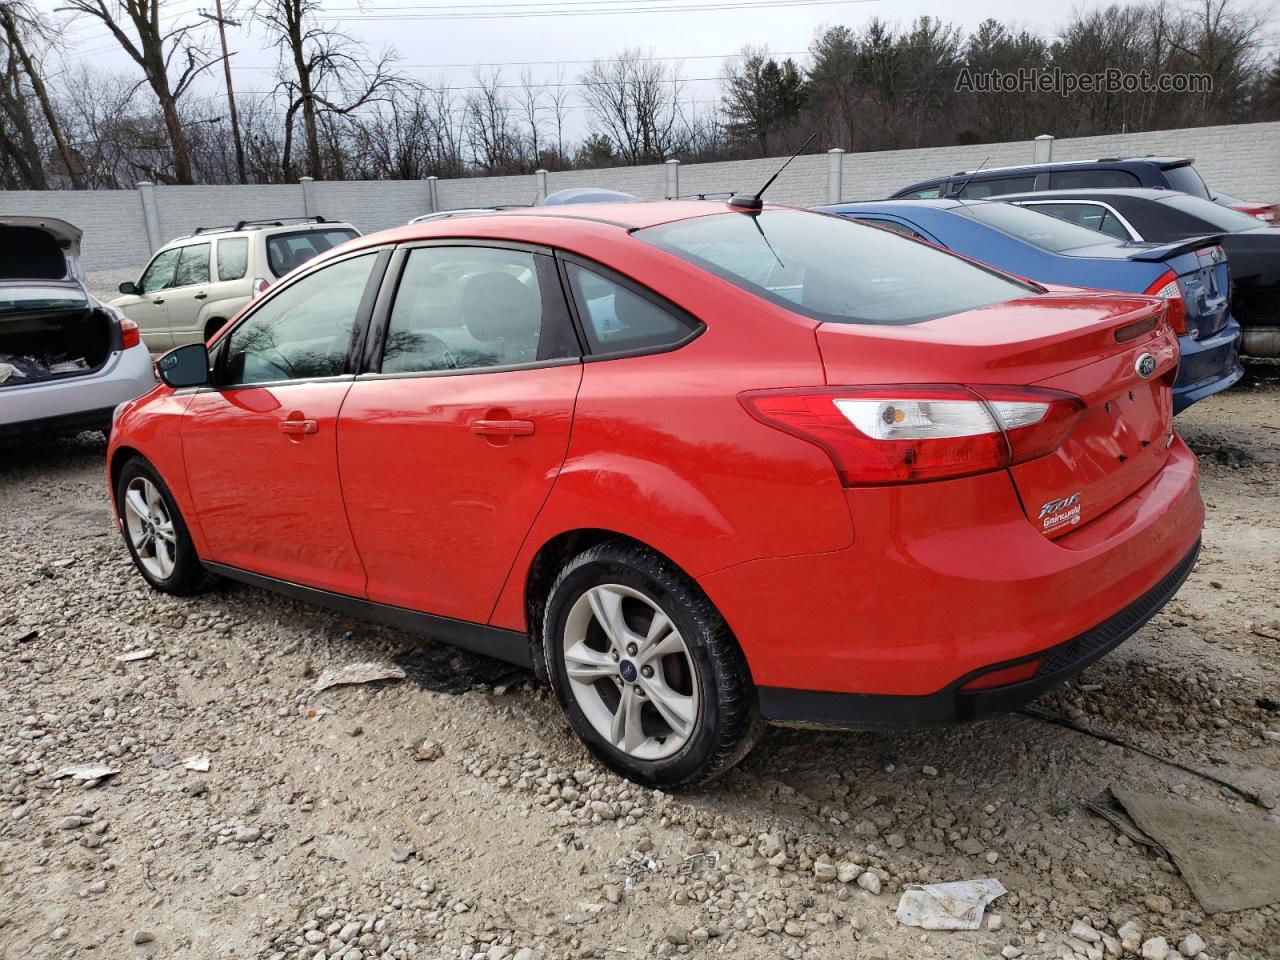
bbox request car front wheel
[116,456,208,595]
[543,541,762,787]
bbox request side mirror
[118,281,138,295]
[156,343,210,388]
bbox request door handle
[279,418,319,436]
[193,292,208,300]
[470,418,535,437]
[152,298,165,305]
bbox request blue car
[819,199,1243,413]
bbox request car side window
[1049,169,1140,189]
[217,237,249,281]
[897,185,942,199]
[1024,203,1131,241]
[139,248,181,293]
[957,175,1037,198]
[172,243,211,288]
[223,254,376,386]
[381,246,576,375]
[563,262,696,354]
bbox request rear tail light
[252,277,270,298]
[740,384,1084,486]
[119,316,141,350]
[1144,269,1187,334]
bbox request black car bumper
[757,538,1200,729]
[0,405,115,441]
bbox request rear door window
[1048,169,1140,189]
[563,262,697,354]
[956,175,1037,198]
[217,237,249,281]
[895,184,943,199]
[855,218,928,240]
[1162,164,1211,199]
[266,228,359,277]
[955,202,1120,252]
[172,243,211,288]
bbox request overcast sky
[36,0,1162,140]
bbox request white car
[1,216,154,440]
[111,217,359,351]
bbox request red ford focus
[107,202,1203,786]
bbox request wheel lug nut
[641,665,653,678]
[610,651,619,661]
[627,643,638,655]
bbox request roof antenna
[729,133,817,212]
[951,156,990,206]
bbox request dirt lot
[1,371,1277,960]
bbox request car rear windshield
[954,201,1120,252]
[1160,194,1265,232]
[0,284,87,314]
[634,210,1035,325]
[1161,163,1210,199]
[266,228,359,277]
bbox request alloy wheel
[561,583,700,760]
[123,476,177,580]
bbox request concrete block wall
[2,121,1276,273]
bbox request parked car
[890,156,1219,204]
[1212,192,1278,225]
[107,201,1204,785]
[1,217,154,440]
[997,188,1280,358]
[111,217,359,351]
[820,198,1243,412]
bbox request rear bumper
[757,538,1199,728]
[1173,317,1243,413]
[0,345,154,432]
[698,435,1203,709]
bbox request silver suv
[111,217,359,350]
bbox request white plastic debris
[895,878,1007,930]
[115,648,155,662]
[314,661,406,691]
[52,763,119,783]
[182,755,210,772]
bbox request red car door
[181,250,386,595]
[337,243,582,623]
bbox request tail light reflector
[1143,270,1187,334]
[959,657,1042,691]
[740,384,1084,486]
[119,316,141,350]
[252,277,270,298]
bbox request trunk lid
[815,291,1178,537]
[1130,238,1231,341]
[0,217,83,283]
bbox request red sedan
[107,202,1203,786]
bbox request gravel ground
[1,370,1277,960]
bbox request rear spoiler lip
[1126,234,1224,262]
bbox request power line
[233,49,809,70]
[316,0,879,21]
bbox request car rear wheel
[204,318,225,342]
[116,456,208,595]
[543,541,762,787]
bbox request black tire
[115,455,209,595]
[542,540,763,788]
[204,318,225,342]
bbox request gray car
[1,216,155,440]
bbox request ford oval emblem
[1135,353,1157,378]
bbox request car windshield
[1160,194,1267,232]
[635,209,1035,325]
[1162,163,1211,199]
[954,201,1120,252]
[0,284,87,314]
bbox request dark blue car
[819,199,1243,413]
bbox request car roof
[168,219,358,245]
[937,156,1191,179]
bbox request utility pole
[200,0,247,184]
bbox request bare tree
[256,0,407,181]
[514,66,545,168]
[57,0,217,184]
[579,49,690,164]
[462,67,522,172]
